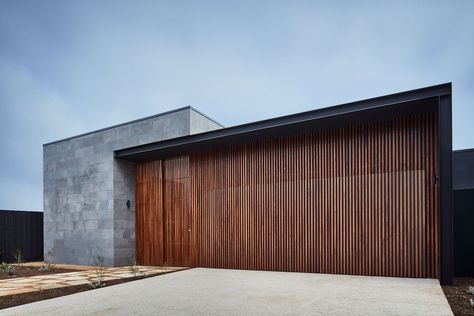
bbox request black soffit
[115,83,452,162]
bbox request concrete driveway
[1,268,452,315]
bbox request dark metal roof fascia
[453,148,474,154]
[115,83,451,159]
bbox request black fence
[454,189,474,277]
[0,210,43,263]
[453,149,474,277]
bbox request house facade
[43,107,223,266]
[44,83,453,284]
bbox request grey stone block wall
[44,107,222,266]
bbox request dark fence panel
[0,210,43,263]
[454,189,474,277]
[453,149,474,190]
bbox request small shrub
[0,262,9,271]
[129,259,139,277]
[0,262,15,276]
[39,248,56,272]
[467,286,474,295]
[12,248,23,265]
[5,265,15,276]
[89,255,106,289]
[89,280,104,289]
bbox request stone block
[44,107,221,266]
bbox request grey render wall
[44,107,222,266]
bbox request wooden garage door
[136,113,439,278]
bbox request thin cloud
[0,0,473,210]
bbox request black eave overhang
[114,83,452,162]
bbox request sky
[0,0,473,211]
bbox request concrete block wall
[44,107,222,266]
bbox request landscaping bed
[0,277,142,310]
[0,265,79,280]
[442,277,474,316]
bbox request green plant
[39,249,56,271]
[467,286,474,295]
[0,261,15,275]
[12,248,23,265]
[89,255,106,289]
[4,264,15,276]
[0,262,9,271]
[129,259,139,277]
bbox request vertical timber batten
[135,161,164,266]
[135,112,443,279]
[161,161,166,265]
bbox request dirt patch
[0,277,144,310]
[0,265,79,280]
[442,277,474,316]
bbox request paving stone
[4,288,34,295]
[63,280,88,286]
[8,279,35,283]
[0,266,185,297]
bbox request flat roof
[115,83,452,162]
[44,106,224,146]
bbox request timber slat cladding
[135,160,164,266]
[163,157,192,267]
[135,113,439,278]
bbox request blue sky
[1,1,473,211]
